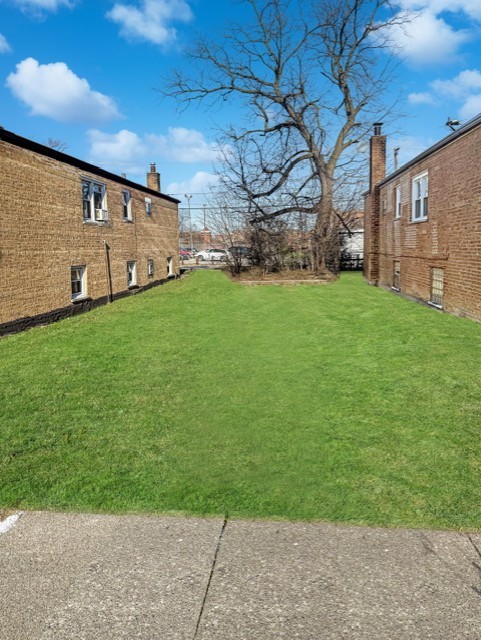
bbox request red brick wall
[0,139,179,325]
[374,125,481,322]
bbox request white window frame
[167,256,173,277]
[395,185,401,219]
[122,190,132,221]
[145,197,152,216]
[411,171,428,222]
[71,265,86,300]
[127,261,137,287]
[147,258,154,278]
[82,179,108,222]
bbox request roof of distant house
[0,127,180,204]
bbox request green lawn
[1,271,481,529]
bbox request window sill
[409,217,428,224]
[83,219,109,226]
[428,301,443,310]
[71,295,91,304]
[123,219,133,223]
[391,286,400,292]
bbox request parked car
[196,248,230,262]
[229,245,251,259]
[179,248,192,259]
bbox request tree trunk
[312,185,340,277]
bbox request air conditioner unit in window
[94,209,108,222]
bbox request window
[145,197,152,216]
[71,266,86,300]
[430,268,444,307]
[127,261,137,287]
[147,259,154,278]
[412,172,428,221]
[82,179,108,222]
[167,256,173,277]
[395,185,401,219]
[392,261,400,291]
[122,190,132,221]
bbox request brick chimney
[147,163,161,192]
[369,123,386,191]
[364,123,386,286]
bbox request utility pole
[184,194,193,251]
[203,203,207,229]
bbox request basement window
[412,171,428,222]
[71,266,86,300]
[392,261,400,291]
[127,261,137,287]
[430,268,444,308]
[82,179,108,222]
[167,256,173,277]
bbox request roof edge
[378,112,481,187]
[0,127,180,204]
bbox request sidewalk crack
[467,533,481,562]
[193,516,228,639]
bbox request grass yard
[1,271,481,530]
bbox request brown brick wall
[364,132,386,283]
[374,125,481,322]
[0,139,179,325]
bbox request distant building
[364,118,481,322]
[0,128,180,335]
[340,211,364,270]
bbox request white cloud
[0,34,11,53]
[397,0,481,21]
[87,129,148,166]
[166,172,219,197]
[408,91,436,105]
[459,95,481,120]
[431,69,481,98]
[146,128,224,162]
[87,127,224,167]
[386,9,470,65]
[9,0,73,11]
[429,69,481,120]
[6,58,122,124]
[107,0,193,45]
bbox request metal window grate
[392,261,400,290]
[431,268,444,307]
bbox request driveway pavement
[1,511,481,639]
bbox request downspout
[104,240,113,303]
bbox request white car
[196,248,230,262]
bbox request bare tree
[46,138,68,152]
[164,0,404,274]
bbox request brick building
[0,128,180,335]
[364,117,481,322]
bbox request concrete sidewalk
[1,512,481,639]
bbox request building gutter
[0,127,180,204]
[377,113,481,188]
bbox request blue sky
[1,0,481,224]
